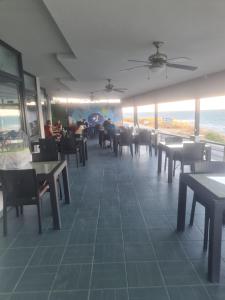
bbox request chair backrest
[39,138,58,161]
[119,131,132,146]
[60,135,76,154]
[165,136,183,144]
[0,169,38,205]
[138,130,151,145]
[182,142,205,162]
[193,161,225,173]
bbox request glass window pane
[200,96,225,143]
[0,44,19,77]
[0,81,21,132]
[137,104,155,129]
[25,95,40,137]
[41,88,48,124]
[122,107,134,127]
[24,73,36,92]
[158,100,195,136]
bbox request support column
[36,77,45,138]
[195,98,200,140]
[47,96,52,123]
[134,106,138,127]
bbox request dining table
[157,141,212,183]
[15,160,71,230]
[177,172,225,282]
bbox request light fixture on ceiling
[53,97,120,104]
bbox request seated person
[44,120,54,139]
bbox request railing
[158,131,225,161]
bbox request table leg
[85,141,88,160]
[177,178,187,232]
[49,175,61,230]
[208,203,223,282]
[62,165,71,204]
[168,151,173,183]
[113,136,118,157]
[154,134,158,156]
[157,146,162,174]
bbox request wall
[122,69,225,106]
[52,103,122,127]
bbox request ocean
[138,110,225,133]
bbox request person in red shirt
[44,120,54,139]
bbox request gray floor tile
[126,262,163,287]
[154,242,187,261]
[0,248,34,267]
[159,261,201,285]
[94,244,124,263]
[53,264,91,290]
[0,268,24,292]
[123,229,150,243]
[124,243,156,261]
[69,229,96,245]
[90,289,128,300]
[39,231,70,246]
[62,245,94,264]
[29,246,64,266]
[96,229,123,244]
[129,287,169,300]
[10,292,49,300]
[15,266,57,292]
[149,228,179,242]
[206,285,225,300]
[168,286,211,300]
[49,290,88,300]
[91,263,126,289]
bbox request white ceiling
[1,0,225,101]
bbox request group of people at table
[44,119,88,140]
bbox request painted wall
[52,104,122,127]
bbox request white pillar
[36,77,45,138]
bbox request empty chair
[164,136,183,171]
[38,138,62,200]
[118,131,133,157]
[60,134,80,167]
[190,161,225,251]
[0,169,49,235]
[174,142,205,174]
[135,130,152,156]
[39,138,59,161]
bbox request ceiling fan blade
[167,57,191,61]
[166,63,198,71]
[120,65,149,71]
[113,88,125,93]
[128,59,150,63]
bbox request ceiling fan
[121,41,198,74]
[89,92,96,101]
[95,79,128,93]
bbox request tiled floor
[0,140,225,299]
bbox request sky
[123,96,225,113]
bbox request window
[0,81,21,133]
[122,107,134,127]
[200,96,225,143]
[24,73,40,137]
[0,44,20,77]
[137,104,155,129]
[41,88,48,124]
[158,100,195,136]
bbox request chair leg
[130,144,133,157]
[190,194,197,226]
[57,178,62,201]
[164,155,167,171]
[203,209,210,251]
[173,160,176,176]
[37,202,42,234]
[76,151,79,168]
[3,202,7,236]
[20,206,23,215]
[16,206,19,217]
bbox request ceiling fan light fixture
[151,63,165,72]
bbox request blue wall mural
[68,105,122,126]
